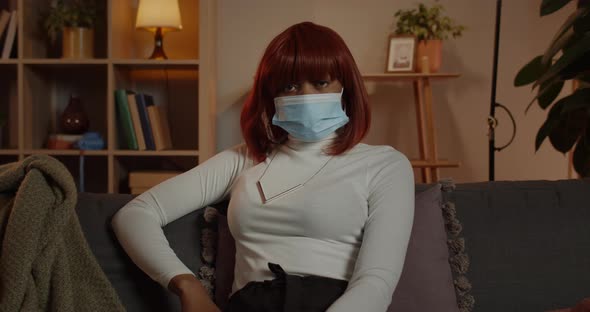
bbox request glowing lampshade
[135,0,183,59]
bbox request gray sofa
[76,179,590,312]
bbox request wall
[216,0,574,182]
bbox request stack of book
[115,89,173,150]
[0,10,17,59]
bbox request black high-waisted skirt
[224,262,348,312]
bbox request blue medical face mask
[272,89,349,142]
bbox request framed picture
[385,35,417,73]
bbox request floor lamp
[488,0,517,181]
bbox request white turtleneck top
[112,135,414,312]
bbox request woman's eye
[283,84,298,93]
[316,80,330,88]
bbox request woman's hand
[169,274,221,312]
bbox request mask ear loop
[340,88,347,113]
[263,107,284,145]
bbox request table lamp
[135,0,183,59]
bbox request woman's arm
[169,274,220,312]
[111,145,249,289]
[327,151,415,312]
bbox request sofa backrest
[75,179,590,312]
[75,192,204,312]
[450,179,590,312]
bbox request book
[47,134,84,149]
[114,89,138,150]
[0,10,10,40]
[147,105,173,150]
[1,10,17,59]
[127,94,147,150]
[134,93,156,150]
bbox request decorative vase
[416,39,442,73]
[60,95,89,135]
[62,27,94,58]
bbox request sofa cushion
[76,192,204,312]
[214,213,236,311]
[451,179,590,312]
[389,184,459,311]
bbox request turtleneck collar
[284,132,338,151]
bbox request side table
[363,73,461,183]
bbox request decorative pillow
[213,213,236,311]
[205,181,473,312]
[388,182,471,312]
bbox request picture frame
[385,35,417,73]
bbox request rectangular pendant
[257,181,303,204]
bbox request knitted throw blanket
[0,155,124,312]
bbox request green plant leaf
[573,126,590,177]
[536,118,558,151]
[542,8,588,65]
[538,79,565,109]
[559,51,590,79]
[543,29,575,66]
[573,8,590,33]
[393,2,464,41]
[0,111,6,127]
[535,34,590,88]
[559,87,590,113]
[515,55,546,87]
[525,79,563,113]
[576,72,590,83]
[535,97,566,150]
[549,109,587,153]
[541,0,573,16]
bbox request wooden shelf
[111,59,200,67]
[24,149,108,156]
[410,159,461,168]
[19,149,199,157]
[113,150,200,157]
[362,73,461,81]
[22,59,109,65]
[0,149,20,155]
[0,0,218,194]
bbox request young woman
[112,22,414,312]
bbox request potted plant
[43,0,98,58]
[393,2,465,72]
[514,0,590,177]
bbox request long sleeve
[111,145,250,288]
[327,152,415,312]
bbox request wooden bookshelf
[0,0,217,194]
[0,149,19,155]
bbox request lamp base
[149,27,168,60]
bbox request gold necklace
[256,149,335,203]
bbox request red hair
[240,22,371,162]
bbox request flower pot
[62,27,94,59]
[416,39,442,73]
